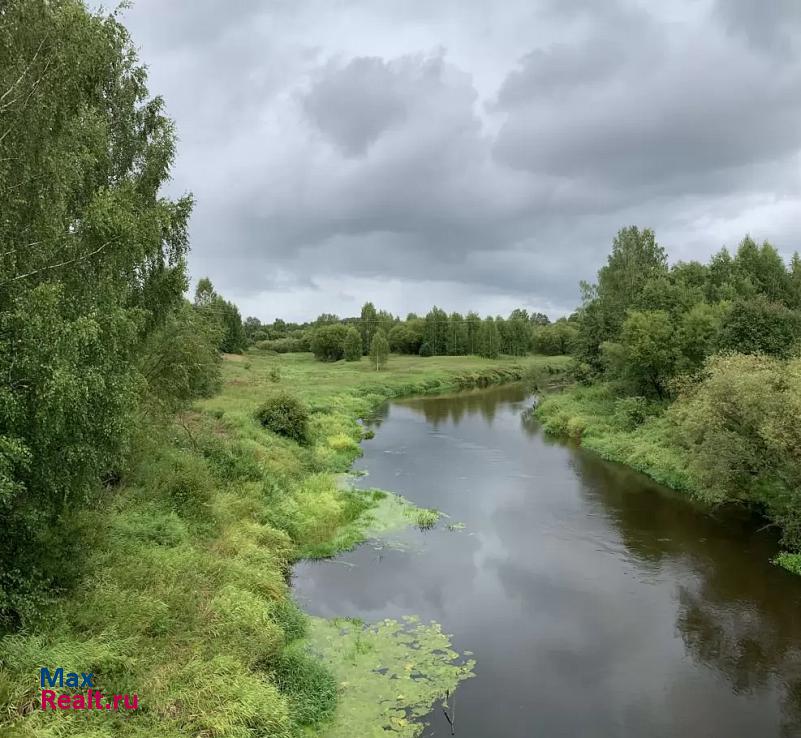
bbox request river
[293,383,801,737]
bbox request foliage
[775,553,801,576]
[243,316,267,343]
[311,324,349,361]
[194,277,247,353]
[0,0,192,622]
[257,304,557,361]
[139,301,223,414]
[535,384,693,491]
[675,301,725,372]
[343,327,363,361]
[618,310,677,397]
[256,335,310,353]
[388,322,423,354]
[423,307,449,356]
[533,319,578,355]
[543,225,801,565]
[414,508,439,530]
[719,295,801,358]
[255,393,310,444]
[669,355,801,546]
[477,317,501,358]
[369,329,390,370]
[359,302,379,354]
[499,315,530,355]
[446,312,468,355]
[572,227,801,400]
[575,226,668,366]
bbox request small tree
[343,327,363,361]
[369,329,390,370]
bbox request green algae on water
[305,615,475,737]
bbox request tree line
[562,226,801,553]
[572,226,801,398]
[246,304,564,361]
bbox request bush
[310,324,349,361]
[613,396,652,430]
[670,355,801,524]
[255,336,309,353]
[255,393,309,444]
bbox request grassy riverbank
[1,352,567,738]
[535,384,693,491]
[535,381,801,574]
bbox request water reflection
[397,383,526,427]
[294,384,801,737]
[570,448,801,735]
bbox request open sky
[118,0,801,322]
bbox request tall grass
[535,384,694,492]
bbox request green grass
[0,351,564,737]
[536,382,801,576]
[535,383,695,492]
[774,553,801,576]
[413,508,439,530]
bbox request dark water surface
[293,384,801,737]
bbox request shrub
[255,336,309,353]
[565,416,587,439]
[310,324,349,361]
[670,354,801,527]
[255,393,309,444]
[613,396,652,430]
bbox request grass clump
[268,643,338,727]
[414,508,439,530]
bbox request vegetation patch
[535,225,801,572]
[255,392,310,444]
[775,553,801,576]
[304,615,475,738]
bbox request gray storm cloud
[120,0,801,322]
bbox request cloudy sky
[118,0,801,322]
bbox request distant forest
[212,294,570,360]
[243,305,565,360]
[212,225,801,377]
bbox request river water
[293,383,801,737]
